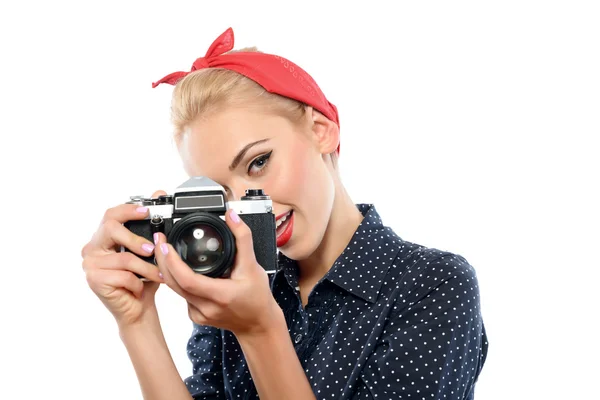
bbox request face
[177,106,337,261]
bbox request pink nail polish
[153,232,159,245]
[142,243,154,253]
[158,272,164,280]
[137,207,148,213]
[160,243,169,255]
[230,209,240,223]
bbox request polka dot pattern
[183,204,489,399]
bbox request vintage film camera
[122,176,278,278]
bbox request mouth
[275,210,294,247]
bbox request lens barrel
[167,212,235,278]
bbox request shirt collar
[275,204,403,303]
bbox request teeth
[276,212,291,228]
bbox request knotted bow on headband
[152,27,340,153]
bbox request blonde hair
[170,47,338,166]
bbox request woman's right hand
[81,190,166,328]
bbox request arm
[151,212,317,400]
[119,307,226,400]
[235,307,316,400]
[119,307,194,400]
[356,253,488,399]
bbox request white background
[1,1,598,399]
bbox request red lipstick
[276,210,294,247]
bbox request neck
[297,176,364,284]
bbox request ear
[309,107,340,155]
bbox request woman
[81,28,488,399]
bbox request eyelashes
[247,150,273,176]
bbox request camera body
[122,176,278,278]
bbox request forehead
[177,107,295,178]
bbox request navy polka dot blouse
[184,204,489,399]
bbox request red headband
[152,27,340,153]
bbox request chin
[279,243,312,261]
[278,230,323,261]
[277,205,332,261]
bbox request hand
[81,190,166,328]
[154,209,284,338]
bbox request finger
[154,233,227,302]
[225,209,257,265]
[187,302,209,325]
[100,188,167,225]
[187,301,223,326]
[82,252,164,283]
[101,202,151,226]
[82,192,167,259]
[190,299,224,322]
[86,268,145,299]
[151,233,188,298]
[151,234,183,296]
[150,190,167,198]
[95,219,156,255]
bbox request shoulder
[380,229,483,307]
[379,236,486,343]
[395,239,479,280]
[350,203,483,303]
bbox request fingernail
[230,209,240,224]
[137,207,148,213]
[142,243,155,253]
[160,243,169,255]
[153,232,159,245]
[158,272,164,281]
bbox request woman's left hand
[153,209,284,338]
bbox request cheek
[270,149,313,200]
[250,152,300,209]
[269,149,332,216]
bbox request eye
[248,151,272,176]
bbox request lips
[275,210,294,247]
[276,210,291,225]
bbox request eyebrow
[229,138,270,171]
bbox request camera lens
[166,213,235,278]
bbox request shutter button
[294,334,303,344]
